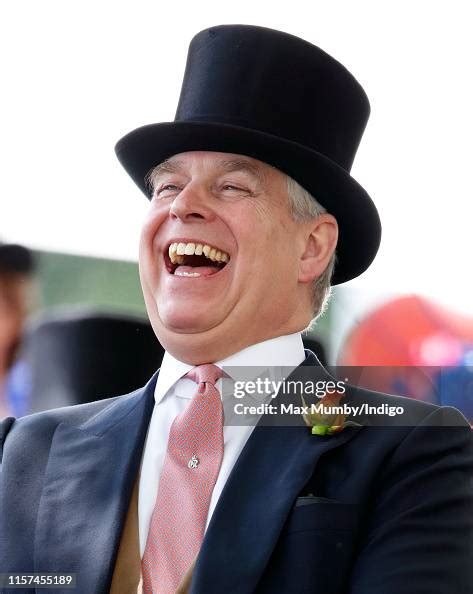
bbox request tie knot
[185,364,224,387]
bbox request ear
[298,214,338,283]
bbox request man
[1,25,472,594]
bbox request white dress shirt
[138,332,306,555]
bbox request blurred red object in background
[337,295,473,420]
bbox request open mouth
[165,241,230,277]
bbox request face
[139,151,335,364]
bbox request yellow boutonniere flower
[301,390,360,435]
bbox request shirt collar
[154,332,306,404]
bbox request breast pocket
[287,498,360,532]
[257,501,361,593]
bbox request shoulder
[346,384,471,428]
[0,369,158,465]
[0,417,15,461]
[303,356,470,428]
[0,395,120,462]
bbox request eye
[221,184,249,193]
[155,184,181,197]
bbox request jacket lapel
[34,373,157,594]
[190,353,364,594]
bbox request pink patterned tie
[142,364,225,594]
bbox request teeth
[167,241,230,266]
[175,270,201,277]
[168,244,185,264]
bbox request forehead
[152,151,279,181]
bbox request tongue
[174,265,221,277]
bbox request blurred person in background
[0,242,36,417]
[1,25,472,594]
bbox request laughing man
[1,25,472,594]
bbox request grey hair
[286,176,336,321]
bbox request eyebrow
[217,159,265,183]
[147,157,266,190]
[150,159,185,177]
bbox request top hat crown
[116,25,381,284]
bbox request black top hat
[116,24,381,285]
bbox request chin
[157,302,216,334]
[153,320,227,366]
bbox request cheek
[138,224,163,293]
[139,205,167,255]
[141,211,159,244]
[257,227,299,283]
[138,230,154,283]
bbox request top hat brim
[115,120,381,285]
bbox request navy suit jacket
[1,352,472,594]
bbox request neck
[157,320,310,365]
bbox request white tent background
[1,1,472,351]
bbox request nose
[169,183,215,222]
